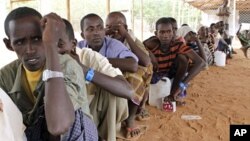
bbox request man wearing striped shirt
[144,17,205,104]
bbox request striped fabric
[144,36,191,73]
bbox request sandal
[136,108,150,121]
[125,125,147,140]
[116,125,148,140]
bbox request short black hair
[182,23,188,27]
[80,13,103,31]
[4,7,42,37]
[62,19,75,40]
[210,23,216,28]
[155,17,172,30]
[168,17,177,24]
[107,11,127,24]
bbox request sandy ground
[133,49,250,141]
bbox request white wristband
[42,69,64,81]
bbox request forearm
[183,59,205,84]
[94,74,133,99]
[170,55,188,95]
[124,33,151,67]
[44,45,75,135]
[108,58,138,72]
[196,40,207,62]
[80,64,133,99]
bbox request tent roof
[186,0,250,12]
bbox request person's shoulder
[0,60,20,91]
[106,36,123,44]
[78,40,88,48]
[58,54,84,80]
[105,36,128,49]
[143,36,160,50]
[58,54,80,70]
[0,60,20,76]
[81,48,104,60]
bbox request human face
[155,23,174,45]
[105,16,126,41]
[210,25,217,34]
[6,16,45,71]
[57,31,75,55]
[198,27,207,38]
[82,16,105,50]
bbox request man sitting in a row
[144,17,205,106]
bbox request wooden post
[140,0,143,40]
[177,0,181,27]
[172,0,176,17]
[67,0,70,21]
[131,0,134,31]
[106,0,110,15]
[181,2,184,25]
[230,0,236,36]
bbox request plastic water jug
[149,77,171,109]
[214,51,226,67]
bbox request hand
[106,24,128,37]
[172,88,182,100]
[40,13,65,46]
[149,51,159,71]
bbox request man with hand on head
[105,11,152,139]
[0,7,98,141]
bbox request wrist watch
[42,69,64,81]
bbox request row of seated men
[0,6,206,141]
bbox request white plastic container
[149,77,171,109]
[214,51,226,67]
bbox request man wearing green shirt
[0,7,97,141]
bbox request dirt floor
[135,49,250,141]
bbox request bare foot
[124,118,145,140]
[126,127,141,139]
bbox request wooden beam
[140,0,143,40]
[187,0,250,12]
[67,0,70,21]
[11,0,33,2]
[106,0,110,14]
